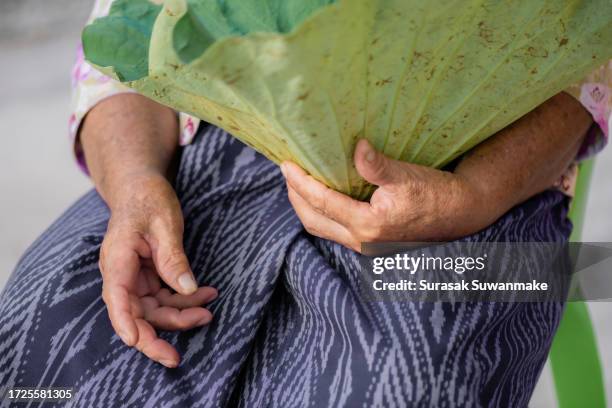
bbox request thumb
[149,221,198,296]
[354,139,404,187]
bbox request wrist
[447,174,505,237]
[103,169,174,213]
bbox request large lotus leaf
[84,0,612,199]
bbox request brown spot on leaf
[225,76,241,85]
[375,77,393,86]
[419,115,429,124]
[527,46,548,58]
[425,67,436,80]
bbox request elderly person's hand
[99,171,217,368]
[81,94,217,368]
[281,92,593,252]
[282,140,484,251]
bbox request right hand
[98,171,217,368]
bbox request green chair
[549,159,607,408]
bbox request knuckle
[100,237,141,273]
[101,288,111,305]
[300,216,317,234]
[347,216,370,233]
[307,187,323,211]
[178,318,191,331]
[313,191,330,217]
[360,226,384,242]
[108,252,133,271]
[350,240,363,253]
[303,222,319,236]
[99,245,109,268]
[151,213,183,237]
[287,188,298,205]
[135,342,147,355]
[371,158,388,179]
[347,218,382,242]
[159,249,187,274]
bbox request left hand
[281,139,495,253]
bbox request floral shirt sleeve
[565,61,611,161]
[69,0,200,173]
[551,62,611,196]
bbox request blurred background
[0,1,610,404]
[0,0,92,285]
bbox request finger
[140,296,213,330]
[354,139,406,187]
[135,267,152,297]
[134,318,180,368]
[103,284,139,346]
[145,267,162,294]
[100,235,143,289]
[155,287,218,309]
[287,186,361,252]
[134,264,162,297]
[148,220,199,296]
[281,162,372,227]
[144,306,213,331]
[99,239,144,346]
[140,295,160,313]
[129,294,145,319]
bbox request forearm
[455,92,593,224]
[80,94,180,209]
[79,95,210,363]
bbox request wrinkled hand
[281,140,494,253]
[99,172,217,368]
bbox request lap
[0,126,572,407]
[240,189,571,407]
[1,127,299,407]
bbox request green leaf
[84,0,612,199]
[82,0,162,81]
[172,0,337,63]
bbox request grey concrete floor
[0,5,610,400]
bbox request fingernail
[160,359,178,368]
[207,289,219,302]
[280,163,287,178]
[117,330,133,345]
[366,148,376,163]
[197,315,212,326]
[178,273,198,294]
[117,331,128,344]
